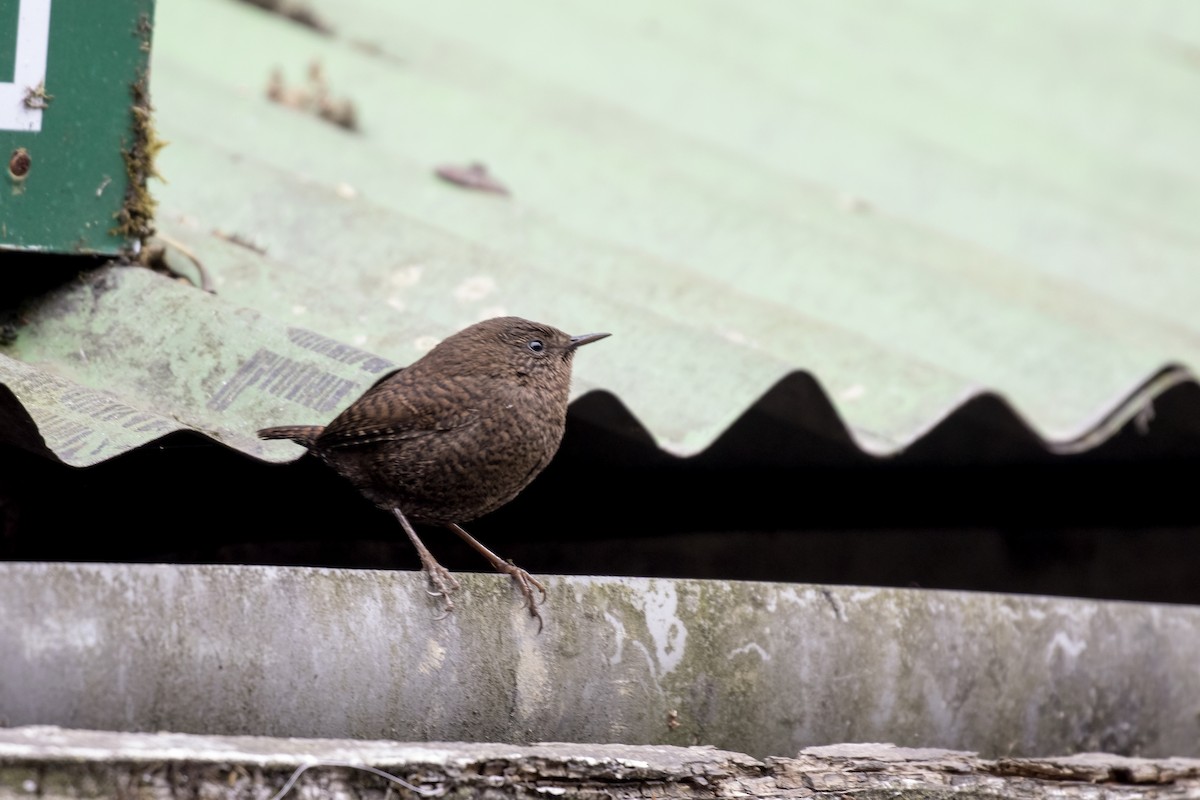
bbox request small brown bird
[259,316,609,630]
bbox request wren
[259,316,609,631]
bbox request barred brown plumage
[259,316,609,631]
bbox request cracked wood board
[2,729,1199,799]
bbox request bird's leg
[446,522,547,632]
[393,508,461,612]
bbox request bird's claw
[500,563,548,633]
[419,562,461,619]
[506,558,548,605]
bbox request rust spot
[8,148,31,179]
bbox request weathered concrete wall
[1,563,1198,758]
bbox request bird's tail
[258,425,325,447]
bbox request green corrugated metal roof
[4,0,1200,464]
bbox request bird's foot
[500,560,548,633]
[422,562,462,615]
[393,507,462,620]
[444,523,548,633]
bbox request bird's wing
[315,373,488,450]
[363,366,404,392]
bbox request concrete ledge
[1,563,1199,758]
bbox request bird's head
[431,316,609,389]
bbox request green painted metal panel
[0,0,156,255]
[0,2,18,83]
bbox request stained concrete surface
[1,563,1198,759]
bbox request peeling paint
[412,335,439,352]
[1046,631,1088,663]
[642,582,687,677]
[727,643,770,663]
[21,618,100,660]
[389,266,422,288]
[453,276,497,304]
[415,639,446,676]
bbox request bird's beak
[568,332,611,349]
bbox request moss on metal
[113,65,165,246]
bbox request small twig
[152,232,215,293]
[267,761,442,800]
[212,228,268,255]
[434,162,510,195]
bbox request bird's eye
[527,339,545,353]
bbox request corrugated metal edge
[0,265,1195,467]
[568,363,1198,467]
